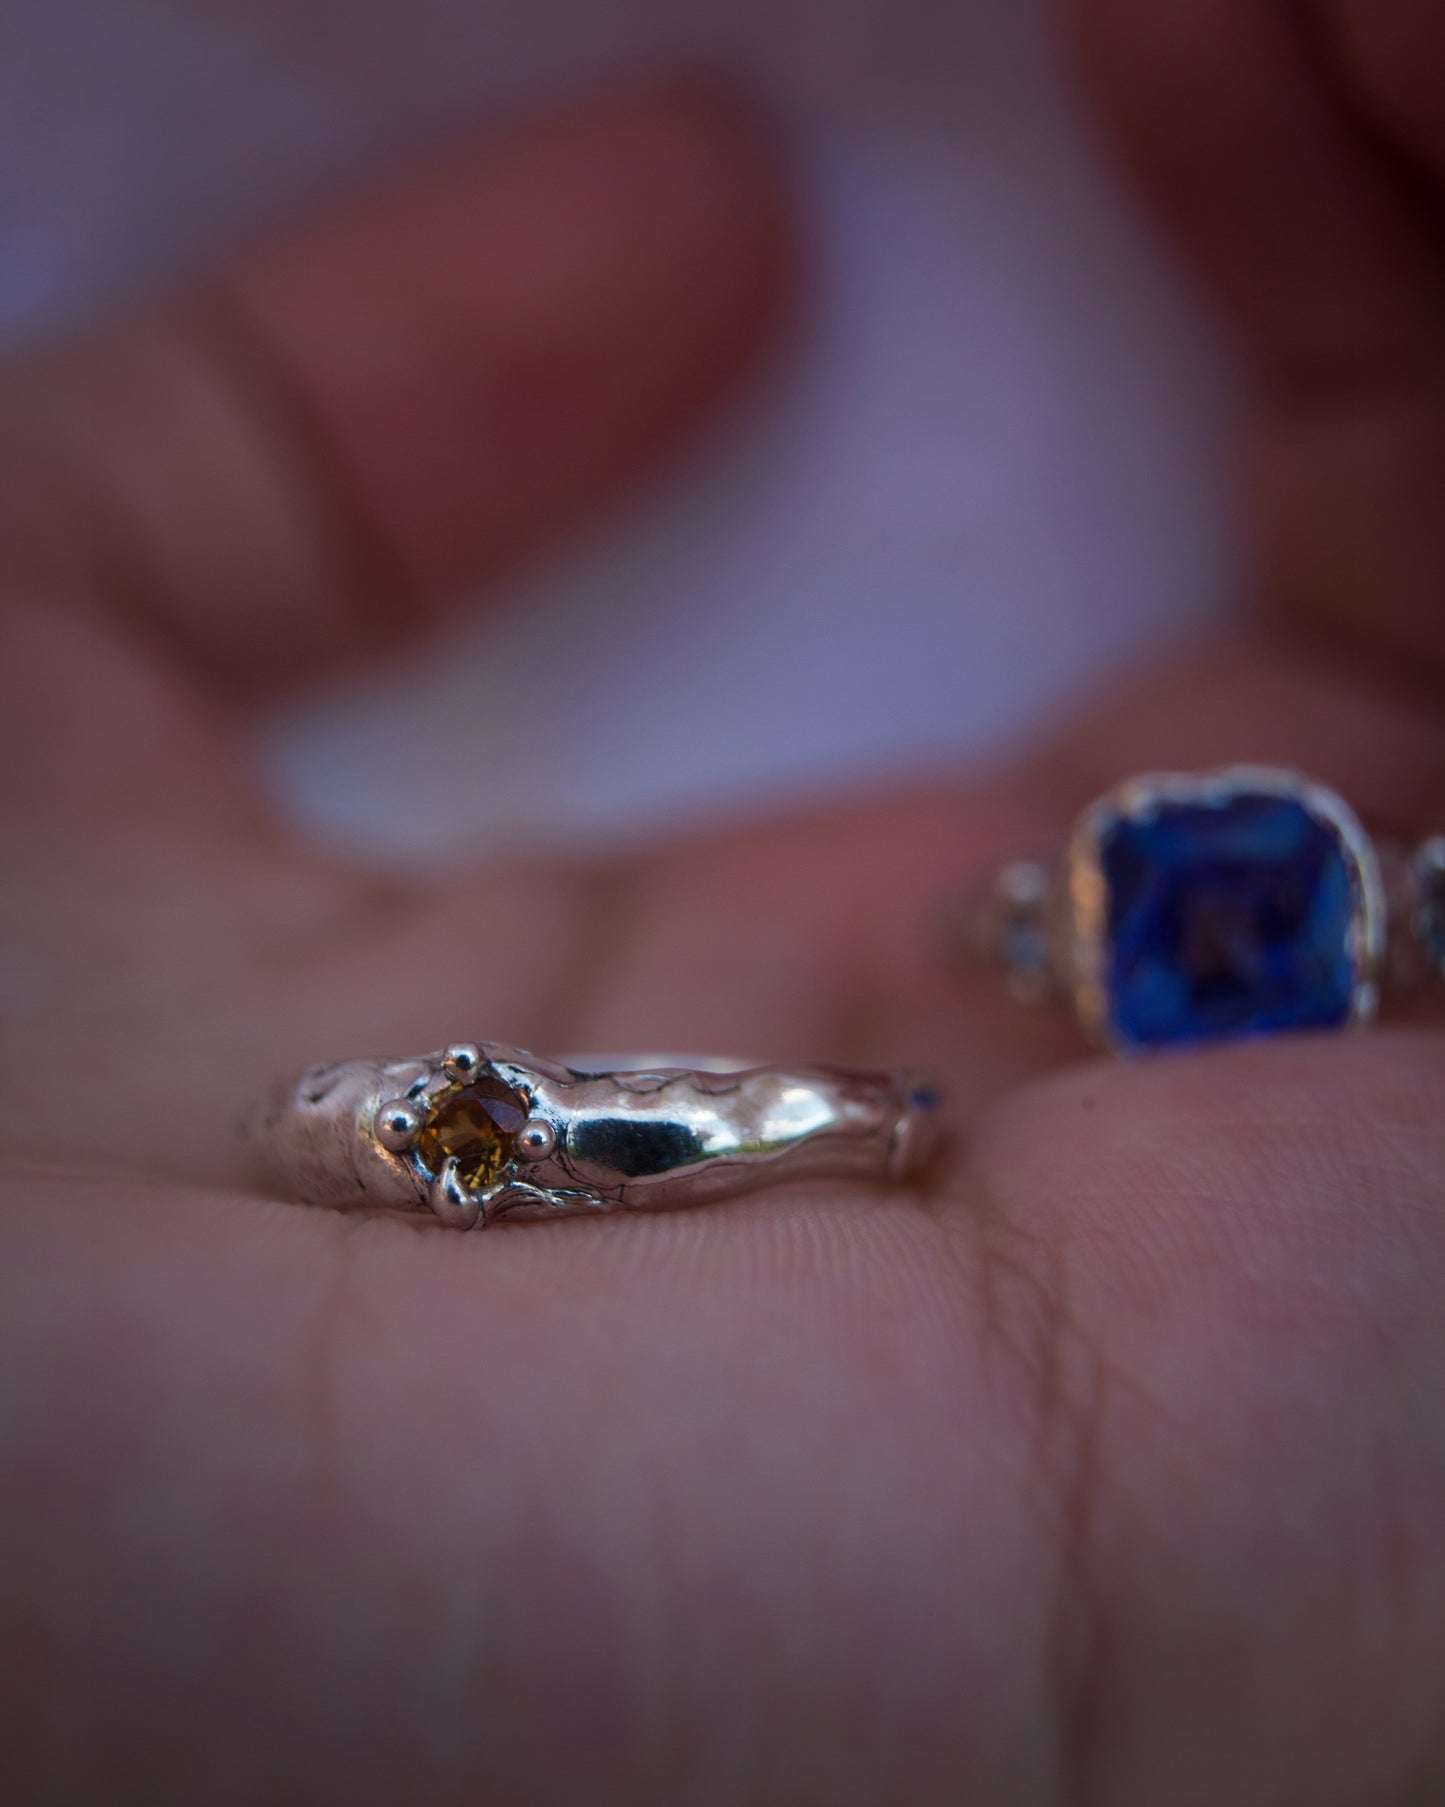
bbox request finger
[1072,0,1445,674]
[2,1042,1443,1799]
[1024,635,1445,825]
[963,1028,1445,1800]
[218,643,1442,1191]
[1074,0,1445,371]
[0,84,792,695]
[1316,0,1445,182]
[7,635,1442,1189]
[544,639,1445,1126]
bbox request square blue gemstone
[1101,792,1357,1048]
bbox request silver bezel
[1063,765,1386,1051]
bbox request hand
[1,15,1443,1802]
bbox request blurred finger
[1074,0,1445,371]
[1073,0,1445,674]
[1315,0,1445,183]
[0,84,792,696]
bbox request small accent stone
[1417,841,1445,977]
[997,862,1049,980]
[1102,791,1357,1048]
[415,1074,530,1189]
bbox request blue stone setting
[1099,788,1360,1048]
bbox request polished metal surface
[243,1044,944,1229]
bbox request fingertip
[1068,0,1445,371]
[0,82,798,698]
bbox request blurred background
[1,0,1240,860]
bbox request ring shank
[242,1056,434,1211]
[242,1049,942,1221]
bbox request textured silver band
[242,1044,944,1230]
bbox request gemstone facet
[1099,789,1360,1048]
[414,1073,530,1189]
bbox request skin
[1,6,1443,1800]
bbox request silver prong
[428,1157,482,1231]
[374,1097,423,1153]
[516,1117,556,1162]
[442,1043,483,1083]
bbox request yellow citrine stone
[414,1075,529,1189]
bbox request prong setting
[442,1043,483,1083]
[374,1097,423,1153]
[516,1117,557,1162]
[429,1157,483,1230]
[397,1048,534,1212]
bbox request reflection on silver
[243,1046,944,1230]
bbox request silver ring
[243,1044,944,1229]
[950,765,1443,1052]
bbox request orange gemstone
[414,1075,529,1189]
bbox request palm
[4,9,1445,1803]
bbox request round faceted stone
[414,1073,529,1189]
